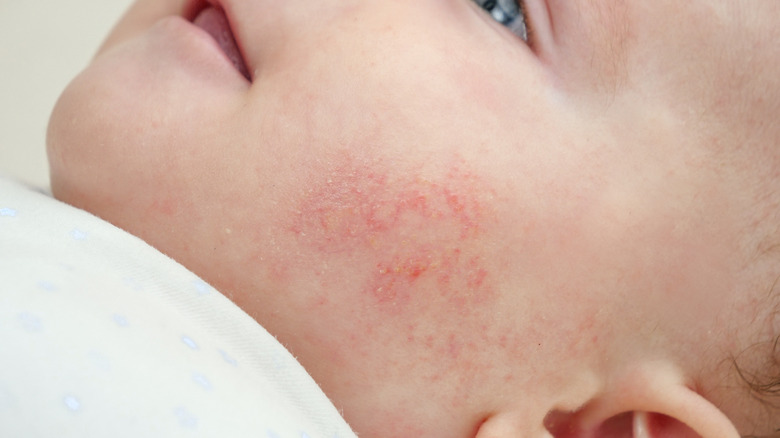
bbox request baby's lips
[192,5,251,80]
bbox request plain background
[0,0,135,188]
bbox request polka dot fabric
[0,177,356,438]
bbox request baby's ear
[545,362,740,438]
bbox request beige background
[0,0,135,188]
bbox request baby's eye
[472,0,529,43]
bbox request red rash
[288,154,499,313]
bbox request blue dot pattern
[63,395,82,412]
[0,177,357,438]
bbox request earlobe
[479,363,741,438]
[572,363,741,438]
[633,371,740,438]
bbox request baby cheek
[284,154,500,317]
[270,153,511,399]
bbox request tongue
[193,6,250,79]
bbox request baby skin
[47,0,780,436]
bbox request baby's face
[48,0,779,436]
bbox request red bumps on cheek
[286,153,500,314]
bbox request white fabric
[0,177,357,438]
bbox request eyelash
[473,0,532,44]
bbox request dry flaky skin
[249,150,520,433]
[286,153,497,310]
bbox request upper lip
[183,0,214,22]
[183,0,251,80]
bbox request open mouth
[188,1,251,80]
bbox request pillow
[0,177,355,438]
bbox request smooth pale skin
[47,0,780,436]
